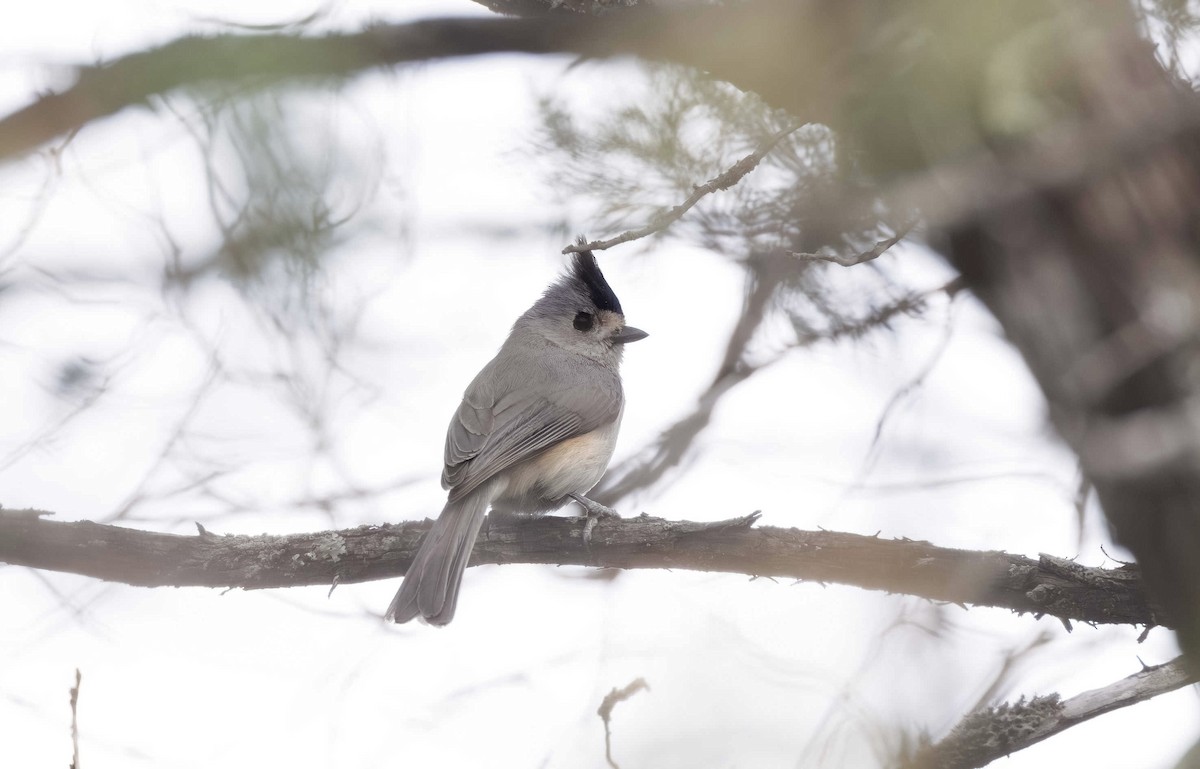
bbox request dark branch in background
[597,267,954,503]
[563,125,801,254]
[915,15,1200,670]
[858,298,957,474]
[0,508,1166,629]
[795,276,964,346]
[598,678,649,769]
[596,254,790,501]
[905,658,1196,769]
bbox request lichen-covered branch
[0,508,1164,629]
[906,658,1196,769]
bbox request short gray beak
[612,325,649,345]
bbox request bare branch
[907,657,1196,769]
[789,225,914,267]
[0,508,1165,629]
[563,125,801,253]
[598,678,649,769]
[794,276,965,347]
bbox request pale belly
[489,416,621,514]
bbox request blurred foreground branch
[0,4,815,164]
[906,658,1195,769]
[0,508,1163,629]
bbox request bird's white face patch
[596,309,624,336]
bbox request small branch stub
[69,668,82,769]
[598,677,650,769]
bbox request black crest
[570,250,623,315]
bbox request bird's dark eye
[573,312,594,332]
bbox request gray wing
[442,354,622,500]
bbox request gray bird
[387,249,647,625]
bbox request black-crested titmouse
[386,249,647,625]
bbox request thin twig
[788,224,914,267]
[563,125,802,253]
[793,276,965,347]
[598,678,650,769]
[69,668,82,769]
[598,256,791,501]
[1072,466,1092,551]
[603,273,962,507]
[959,631,1056,719]
[860,292,958,473]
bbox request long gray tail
[386,487,491,625]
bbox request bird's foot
[569,493,620,519]
[569,493,620,548]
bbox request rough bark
[0,508,1163,629]
[906,658,1196,769]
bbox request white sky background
[0,1,1197,768]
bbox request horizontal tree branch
[906,657,1196,769]
[0,508,1165,628]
